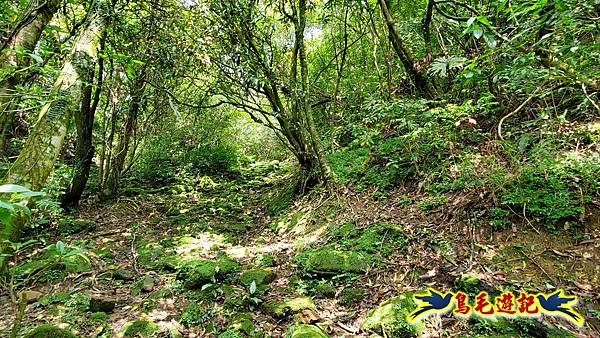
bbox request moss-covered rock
[287,324,329,338]
[57,218,95,235]
[123,320,159,337]
[239,268,276,287]
[176,257,239,289]
[23,324,76,338]
[361,293,424,337]
[229,313,254,335]
[298,249,373,275]
[264,296,316,318]
[340,288,365,305]
[313,283,335,298]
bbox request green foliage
[12,241,91,283]
[499,153,599,230]
[417,195,448,212]
[331,100,484,189]
[0,184,45,244]
[23,324,76,338]
[327,148,368,184]
[178,303,214,327]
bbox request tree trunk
[296,0,333,182]
[0,0,61,155]
[377,0,437,97]
[3,9,107,190]
[105,71,146,195]
[61,35,105,208]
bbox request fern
[429,56,467,78]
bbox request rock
[23,324,76,338]
[288,324,329,338]
[89,296,116,313]
[239,268,276,287]
[299,249,373,275]
[361,293,424,337]
[313,283,335,298]
[176,257,239,289]
[142,275,155,292]
[229,313,254,335]
[113,269,135,281]
[21,290,43,303]
[340,288,365,305]
[123,320,159,337]
[264,296,316,318]
[157,255,181,271]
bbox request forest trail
[1,162,598,337]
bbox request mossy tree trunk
[61,34,106,208]
[3,8,107,190]
[0,0,61,155]
[294,0,333,183]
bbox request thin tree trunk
[105,70,146,195]
[0,0,61,155]
[296,0,333,182]
[61,34,106,208]
[377,0,437,97]
[4,9,107,190]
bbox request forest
[0,0,598,337]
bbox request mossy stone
[229,313,254,335]
[288,324,329,338]
[361,293,424,337]
[264,296,316,318]
[57,218,95,235]
[299,249,373,275]
[239,268,276,286]
[23,324,76,338]
[340,288,365,305]
[123,320,159,337]
[313,283,335,298]
[177,258,239,289]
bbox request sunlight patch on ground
[173,232,228,258]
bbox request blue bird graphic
[536,291,583,324]
[408,289,454,321]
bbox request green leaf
[473,28,483,39]
[250,280,257,294]
[56,241,65,254]
[483,33,497,49]
[0,200,15,212]
[0,184,31,194]
[477,16,491,27]
[466,17,476,27]
[28,53,43,64]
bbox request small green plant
[241,281,262,309]
[418,196,448,211]
[178,303,214,327]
